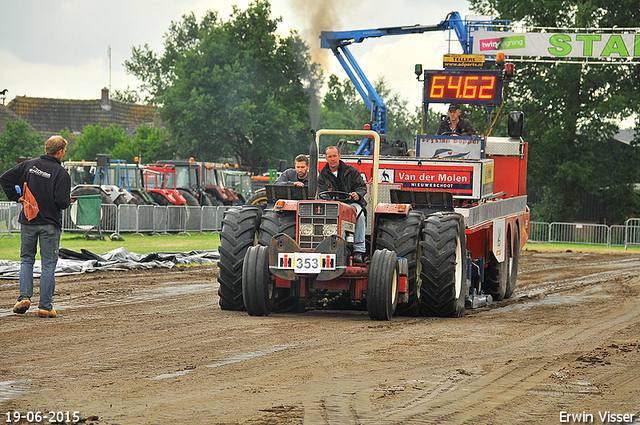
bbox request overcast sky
[0,0,476,113]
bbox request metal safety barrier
[550,222,610,246]
[62,203,232,235]
[528,221,550,244]
[0,202,234,237]
[626,218,640,249]
[0,201,21,238]
[530,220,640,249]
[2,200,639,248]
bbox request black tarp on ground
[0,247,219,280]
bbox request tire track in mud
[298,276,640,424]
[3,251,639,424]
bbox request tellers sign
[423,70,502,105]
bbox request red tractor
[218,123,529,320]
[143,164,187,206]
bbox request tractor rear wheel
[367,249,399,320]
[147,191,170,206]
[504,226,520,299]
[128,194,146,205]
[419,212,468,318]
[242,245,274,316]
[179,190,200,206]
[375,211,423,316]
[206,193,223,206]
[71,186,112,206]
[258,210,305,312]
[217,206,262,310]
[246,188,267,206]
[484,228,513,301]
[113,194,128,205]
[200,192,213,206]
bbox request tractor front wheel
[242,245,274,316]
[367,249,399,321]
[484,227,515,301]
[217,207,262,310]
[375,211,423,316]
[258,210,303,313]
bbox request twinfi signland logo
[479,35,525,52]
[475,30,640,58]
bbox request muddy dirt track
[1,248,640,425]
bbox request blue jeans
[18,224,61,311]
[351,203,366,253]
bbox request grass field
[0,233,221,262]
[0,232,637,262]
[524,242,640,253]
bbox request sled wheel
[504,226,520,299]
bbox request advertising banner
[342,157,494,199]
[473,30,640,59]
[378,166,475,196]
[418,135,483,159]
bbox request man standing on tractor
[318,146,368,263]
[437,103,478,136]
[274,154,309,187]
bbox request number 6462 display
[423,70,503,105]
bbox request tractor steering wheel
[440,131,461,136]
[318,190,353,202]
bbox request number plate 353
[277,253,336,273]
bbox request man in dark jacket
[437,103,478,136]
[0,136,71,318]
[317,146,367,263]
[274,154,309,187]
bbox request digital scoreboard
[423,70,503,105]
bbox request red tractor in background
[200,162,242,206]
[156,159,214,206]
[143,164,187,206]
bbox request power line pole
[108,45,112,94]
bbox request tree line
[1,0,638,223]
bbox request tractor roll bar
[313,129,381,208]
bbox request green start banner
[473,30,640,58]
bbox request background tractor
[156,159,213,206]
[143,164,187,206]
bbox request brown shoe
[37,308,57,318]
[13,300,31,314]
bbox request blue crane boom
[319,11,493,154]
